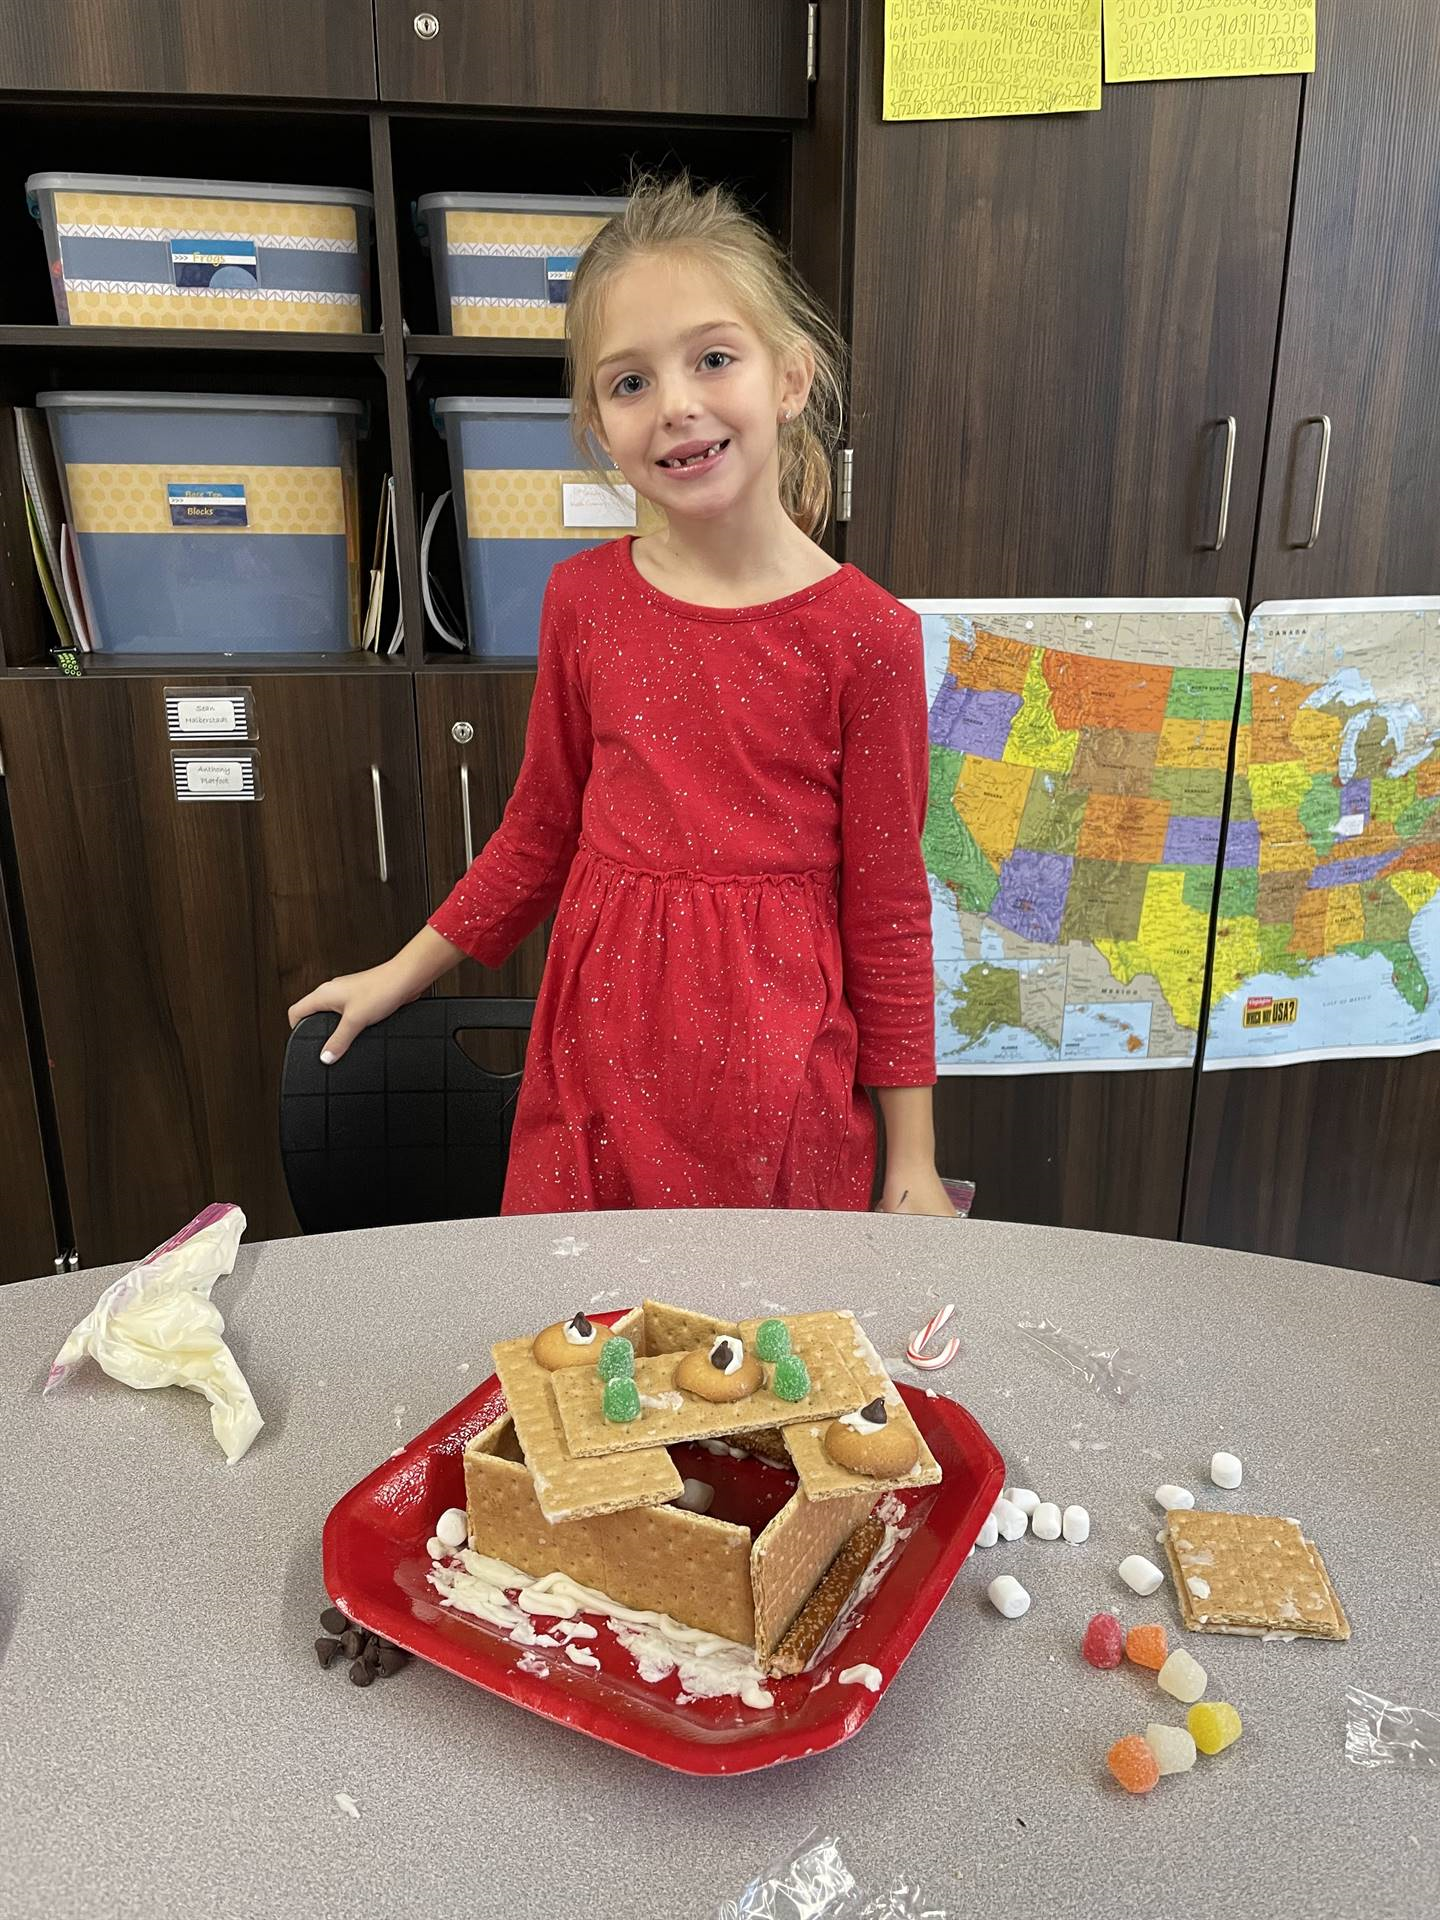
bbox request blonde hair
[566,173,846,538]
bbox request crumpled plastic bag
[45,1202,262,1464]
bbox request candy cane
[906,1303,959,1370]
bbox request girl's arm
[839,607,956,1216]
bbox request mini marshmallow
[1211,1451,1243,1489]
[435,1507,469,1549]
[993,1497,1029,1541]
[675,1479,714,1514]
[426,1536,449,1560]
[1145,1723,1198,1775]
[1005,1487,1041,1516]
[1118,1554,1165,1596]
[1062,1504,1090,1543]
[987,1574,1031,1619]
[1155,1484,1195,1511]
[976,1513,999,1548]
[1158,1648,1208,1703]
[1031,1502,1062,1540]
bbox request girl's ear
[779,344,816,421]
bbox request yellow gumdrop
[1188,1700,1242,1755]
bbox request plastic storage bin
[26,173,374,333]
[417,191,627,338]
[40,391,363,654]
[434,396,657,658]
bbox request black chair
[280,999,533,1233]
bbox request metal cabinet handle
[1300,414,1332,549]
[371,764,389,884]
[459,762,474,866]
[413,12,440,39]
[1209,416,1236,552]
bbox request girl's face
[591,253,811,525]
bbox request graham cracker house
[463,1301,942,1672]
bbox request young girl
[289,175,954,1218]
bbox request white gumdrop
[1031,1502,1062,1540]
[987,1574,1031,1619]
[1062,1504,1090,1543]
[1158,1648,1208,1703]
[435,1507,469,1549]
[993,1497,1029,1542]
[1211,1451,1243,1489]
[1155,1484,1194,1511]
[1145,1723,1198,1775]
[1005,1487,1041,1516]
[976,1513,999,1548]
[1118,1554,1164,1596]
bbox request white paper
[562,481,637,530]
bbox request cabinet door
[0,673,424,1267]
[844,11,1298,1236]
[0,0,376,97]
[376,0,811,117]
[417,671,545,1050]
[0,870,57,1284]
[1253,0,1440,598]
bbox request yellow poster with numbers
[1104,0,1315,84]
[884,0,1101,123]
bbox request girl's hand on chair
[876,1165,959,1217]
[287,959,412,1064]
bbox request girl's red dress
[430,536,935,1214]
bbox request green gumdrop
[597,1335,635,1382]
[602,1377,642,1423]
[771,1354,811,1402]
[754,1318,792,1364]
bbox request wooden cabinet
[841,6,1298,1237]
[375,0,812,117]
[0,864,57,1284]
[0,671,424,1267]
[416,670,546,1038]
[0,0,377,98]
[1252,0,1440,600]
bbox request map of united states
[920,607,1243,1070]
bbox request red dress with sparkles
[429,536,934,1214]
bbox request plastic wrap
[1345,1687,1440,1772]
[715,1831,947,1919]
[1017,1314,1144,1402]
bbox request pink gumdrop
[1082,1611,1124,1670]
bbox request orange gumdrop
[1126,1624,1168,1671]
[1107,1734,1161,1794]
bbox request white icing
[839,1405,886,1436]
[1186,1575,1212,1600]
[708,1337,745,1376]
[566,1645,601,1670]
[838,1663,882,1691]
[638,1390,685,1412]
[430,1549,774,1709]
[562,1315,597,1346]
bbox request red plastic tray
[323,1320,1004,1775]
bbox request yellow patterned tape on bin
[64,288,362,331]
[462,469,663,541]
[65,465,349,536]
[53,191,359,244]
[445,209,611,338]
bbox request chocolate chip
[361,1637,382,1670]
[315,1636,342,1668]
[860,1396,888,1425]
[376,1645,409,1677]
[339,1629,362,1658]
[568,1312,593,1338]
[348,1659,375,1687]
[319,1606,348,1636]
[711,1339,736,1371]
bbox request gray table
[2,1210,1437,1920]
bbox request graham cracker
[640,1300,739,1354]
[491,1334,681,1522]
[1163,1509,1351,1641]
[550,1321,861,1457]
[751,1482,875,1662]
[463,1418,757,1645]
[766,1516,887,1676]
[759,1310,942,1502]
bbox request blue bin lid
[416,192,627,217]
[26,171,373,209]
